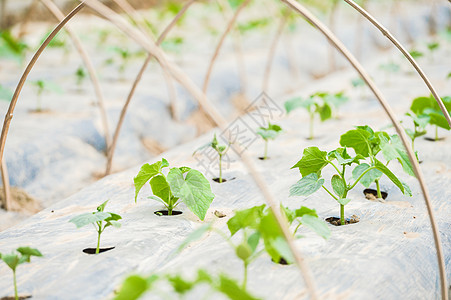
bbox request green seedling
[426,41,439,60]
[114,270,259,300]
[256,122,282,160]
[160,36,184,54]
[69,200,122,254]
[0,30,28,64]
[351,77,365,88]
[285,92,334,139]
[408,49,424,60]
[404,111,428,153]
[291,126,413,225]
[0,247,42,300]
[30,79,63,112]
[447,72,451,80]
[193,134,231,183]
[105,47,146,76]
[409,95,451,141]
[134,158,215,220]
[75,66,87,87]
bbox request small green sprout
[30,79,63,112]
[256,122,282,160]
[426,41,439,59]
[409,49,424,60]
[75,66,87,87]
[69,200,122,254]
[285,92,334,139]
[0,246,42,300]
[409,95,451,141]
[193,134,231,183]
[134,158,215,220]
[0,30,28,64]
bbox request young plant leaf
[337,198,351,206]
[289,173,325,197]
[150,175,172,204]
[16,247,43,258]
[114,274,158,300]
[69,212,111,228]
[374,159,405,194]
[227,205,265,236]
[217,274,261,300]
[378,134,414,176]
[291,146,328,177]
[339,129,372,157]
[331,175,345,198]
[352,163,382,188]
[167,168,215,221]
[134,159,166,202]
[300,215,331,239]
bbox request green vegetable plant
[408,95,451,141]
[30,79,63,112]
[134,158,215,220]
[69,200,122,254]
[0,246,42,300]
[256,122,282,160]
[290,126,413,225]
[0,30,28,64]
[75,66,87,88]
[284,92,334,139]
[408,49,424,60]
[193,134,231,183]
[426,41,439,60]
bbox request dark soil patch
[0,187,41,214]
[326,215,360,226]
[363,188,388,200]
[212,177,236,183]
[258,157,269,160]
[424,137,445,142]
[83,247,115,254]
[154,210,183,216]
[1,296,31,300]
[271,257,289,265]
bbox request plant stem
[242,261,248,290]
[375,179,382,198]
[435,126,438,141]
[322,185,338,200]
[348,166,377,190]
[96,230,101,254]
[264,140,268,160]
[168,205,173,216]
[340,204,345,225]
[13,269,18,300]
[219,154,223,183]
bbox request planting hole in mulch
[212,177,236,183]
[424,137,445,142]
[271,257,289,265]
[154,210,183,216]
[258,157,269,160]
[1,296,31,300]
[363,188,388,201]
[326,215,360,226]
[82,247,115,254]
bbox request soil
[258,157,269,160]
[364,188,388,201]
[424,137,446,142]
[0,187,41,214]
[212,177,235,183]
[272,257,289,265]
[82,247,115,254]
[0,296,31,300]
[154,210,183,216]
[325,215,360,226]
[214,210,226,218]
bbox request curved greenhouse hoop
[40,0,112,153]
[280,0,447,299]
[343,0,451,129]
[105,0,197,175]
[77,0,320,298]
[0,2,85,173]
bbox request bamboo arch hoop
[280,0,447,298]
